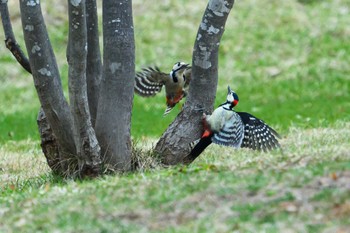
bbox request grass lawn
[1,0,350,232]
[1,123,350,232]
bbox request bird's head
[226,86,239,107]
[170,62,189,81]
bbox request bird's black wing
[237,112,280,151]
[134,66,169,97]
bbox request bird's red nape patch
[233,99,239,106]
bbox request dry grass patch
[0,140,50,189]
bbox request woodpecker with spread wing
[184,86,281,163]
[134,62,192,115]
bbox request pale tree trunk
[19,1,77,161]
[2,0,135,177]
[2,1,72,176]
[95,0,135,171]
[67,0,102,177]
[155,0,235,165]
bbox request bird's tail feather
[183,136,212,164]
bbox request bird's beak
[227,85,232,94]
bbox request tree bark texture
[19,0,76,157]
[2,1,73,175]
[37,108,78,176]
[85,0,102,127]
[95,0,135,171]
[67,0,102,177]
[155,0,235,165]
[0,0,31,73]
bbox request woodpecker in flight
[184,86,281,163]
[134,62,192,116]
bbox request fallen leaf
[331,172,338,180]
[279,201,299,213]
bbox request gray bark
[86,0,102,126]
[67,0,102,177]
[0,0,31,73]
[155,0,235,164]
[95,0,135,171]
[37,108,74,176]
[2,1,73,175]
[0,0,14,39]
[19,0,76,157]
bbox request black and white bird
[134,62,192,115]
[185,86,281,163]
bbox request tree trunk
[86,0,102,127]
[95,0,135,172]
[67,0,102,177]
[155,0,235,165]
[37,108,65,176]
[19,0,76,158]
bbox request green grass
[1,0,350,231]
[1,123,350,232]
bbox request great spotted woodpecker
[184,86,280,163]
[134,62,192,115]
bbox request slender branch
[19,0,76,156]
[0,0,14,38]
[68,0,101,177]
[85,0,102,127]
[0,0,31,73]
[155,0,235,164]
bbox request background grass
[1,0,349,142]
[0,0,350,232]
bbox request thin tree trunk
[67,0,102,177]
[155,0,235,165]
[19,0,76,157]
[2,1,71,175]
[95,0,135,171]
[86,0,102,127]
